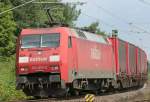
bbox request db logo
[91,47,101,60]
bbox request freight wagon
[110,38,147,88]
[16,27,148,97]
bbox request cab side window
[68,36,72,48]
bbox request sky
[63,0,150,60]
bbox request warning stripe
[85,94,90,99]
[87,95,95,102]
[85,94,95,102]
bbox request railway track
[22,95,150,102]
[134,99,150,102]
[11,81,150,102]
[16,95,85,102]
[12,85,147,102]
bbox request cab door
[68,36,78,82]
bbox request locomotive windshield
[21,34,60,48]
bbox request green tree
[53,3,81,26]
[0,0,81,56]
[10,0,80,29]
[0,2,16,56]
[10,0,49,28]
[82,21,106,36]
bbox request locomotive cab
[18,34,61,74]
[16,27,69,97]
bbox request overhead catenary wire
[91,2,150,35]
[80,12,139,35]
[0,0,124,31]
[80,11,143,34]
[0,0,36,15]
[34,1,118,31]
[35,1,150,53]
[138,0,150,6]
[0,0,147,35]
[34,2,150,34]
[81,12,116,29]
[90,2,150,51]
[33,1,86,5]
[77,9,140,34]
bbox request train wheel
[117,82,122,91]
[71,89,80,96]
[75,90,80,96]
[65,88,71,97]
[69,86,80,96]
[94,90,99,95]
[34,96,41,99]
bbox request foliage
[10,0,81,29]
[0,0,11,5]
[0,56,26,101]
[51,3,81,26]
[82,21,106,35]
[0,0,81,101]
[0,2,16,56]
[0,0,81,56]
[10,0,49,33]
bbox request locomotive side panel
[75,38,114,79]
[67,36,79,82]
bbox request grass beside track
[0,56,26,101]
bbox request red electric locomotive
[16,27,148,97]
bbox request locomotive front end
[18,33,61,74]
[16,28,67,97]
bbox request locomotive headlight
[49,55,60,62]
[19,57,29,63]
[51,65,59,70]
[20,67,28,72]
